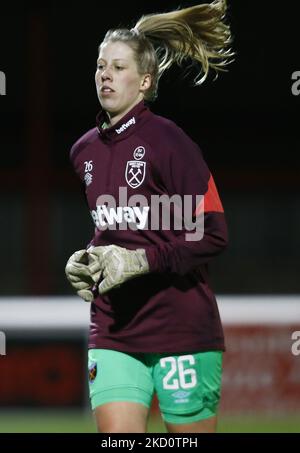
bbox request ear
[140,74,151,93]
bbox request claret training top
[70,100,228,353]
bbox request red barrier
[1,326,299,415]
[220,325,300,414]
[0,341,85,407]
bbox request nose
[101,67,112,81]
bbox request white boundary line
[0,295,299,329]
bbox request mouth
[100,86,115,94]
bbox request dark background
[0,0,299,295]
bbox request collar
[96,100,150,143]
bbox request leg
[153,351,223,434]
[94,401,150,433]
[165,415,217,433]
[88,349,154,433]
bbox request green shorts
[88,349,223,424]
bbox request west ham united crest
[88,362,97,384]
[125,161,146,189]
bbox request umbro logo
[84,160,94,186]
[171,391,190,399]
[171,390,190,404]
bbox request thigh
[166,415,217,433]
[88,349,154,433]
[94,401,149,433]
[153,351,223,433]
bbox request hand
[65,249,96,302]
[87,245,149,295]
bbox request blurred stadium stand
[0,1,300,295]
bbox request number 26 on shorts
[160,355,197,390]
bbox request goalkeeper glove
[65,249,96,302]
[87,245,149,295]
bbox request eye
[116,66,124,70]
[97,64,104,70]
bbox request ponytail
[100,0,234,100]
[134,0,234,85]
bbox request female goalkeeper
[65,0,233,433]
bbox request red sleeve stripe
[194,174,224,216]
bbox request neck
[107,97,143,127]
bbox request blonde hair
[100,0,234,101]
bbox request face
[95,41,151,124]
